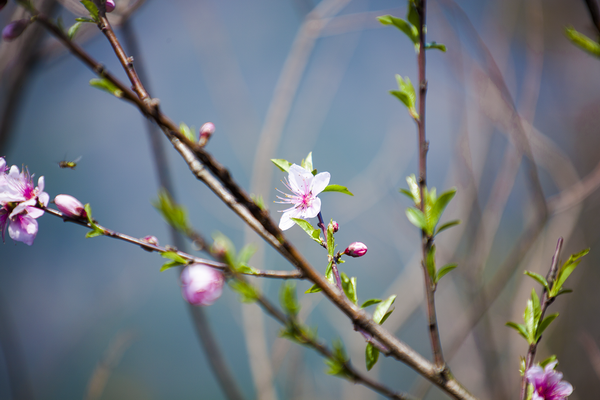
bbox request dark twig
[519,238,563,400]
[31,11,477,399]
[583,0,600,35]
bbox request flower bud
[54,194,87,219]
[330,221,339,233]
[2,19,29,41]
[141,235,159,246]
[105,0,115,12]
[344,242,367,258]
[198,122,215,147]
[181,264,224,306]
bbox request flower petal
[8,214,38,245]
[37,176,45,192]
[302,196,321,219]
[310,171,330,195]
[553,381,573,397]
[288,164,312,194]
[279,210,297,231]
[25,206,44,219]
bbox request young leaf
[327,221,335,258]
[280,281,301,316]
[539,355,557,368]
[406,175,421,206]
[250,194,266,210]
[67,21,83,40]
[524,271,549,292]
[325,339,351,379]
[425,42,447,52]
[83,203,106,236]
[305,284,322,294]
[565,27,600,58]
[212,232,236,267]
[536,313,559,341]
[365,342,379,371]
[75,17,96,23]
[271,159,291,173]
[373,295,396,325]
[179,122,196,142]
[291,218,322,243]
[426,245,436,279]
[237,243,257,267]
[506,322,529,341]
[229,280,259,303]
[361,299,382,308]
[377,15,418,46]
[160,251,188,271]
[301,152,313,172]
[550,248,589,297]
[428,188,456,234]
[89,78,123,98]
[435,220,460,236]
[406,207,426,230]
[435,264,457,284]
[523,298,536,344]
[322,184,354,196]
[237,264,259,275]
[406,1,419,32]
[531,289,541,329]
[340,273,358,305]
[152,189,190,233]
[85,229,104,238]
[399,188,416,203]
[390,75,418,119]
[80,0,99,22]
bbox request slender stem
[415,0,445,370]
[519,238,563,400]
[317,212,343,290]
[31,11,477,399]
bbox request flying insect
[58,156,82,170]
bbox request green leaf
[305,284,322,293]
[531,289,541,329]
[428,188,456,235]
[301,152,313,172]
[75,17,96,23]
[406,207,426,230]
[373,295,396,325]
[67,21,83,40]
[229,280,259,303]
[237,244,257,267]
[390,75,418,120]
[435,220,460,236]
[550,248,589,297]
[406,2,420,32]
[380,310,394,325]
[325,339,351,379]
[399,188,415,202]
[435,264,457,283]
[179,122,196,142]
[290,218,322,243]
[327,221,335,258]
[539,355,557,368]
[212,232,236,267]
[506,322,529,341]
[554,288,573,297]
[377,15,418,46]
[406,175,421,206]
[524,271,549,292]
[85,229,104,238]
[80,0,99,22]
[365,342,379,371]
[361,299,382,308]
[325,261,334,285]
[536,313,559,341]
[237,264,259,275]
[565,27,600,58]
[160,251,187,271]
[271,159,292,173]
[250,194,266,210]
[280,281,301,316]
[426,245,436,279]
[279,322,316,345]
[524,298,536,344]
[322,184,354,196]
[340,273,358,305]
[152,189,190,234]
[425,42,446,52]
[89,78,123,98]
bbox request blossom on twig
[526,361,573,400]
[54,194,86,219]
[276,164,330,231]
[0,158,48,245]
[181,264,224,306]
[344,242,368,258]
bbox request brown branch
[31,11,477,399]
[583,0,600,35]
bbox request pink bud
[2,19,29,41]
[331,221,339,233]
[141,235,159,246]
[54,194,87,219]
[181,264,224,306]
[198,122,215,146]
[344,242,367,258]
[105,0,115,12]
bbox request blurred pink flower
[54,194,86,219]
[0,158,48,245]
[276,164,330,231]
[526,361,573,400]
[181,264,224,306]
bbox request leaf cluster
[362,295,396,370]
[506,289,558,345]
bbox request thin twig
[31,11,477,399]
[583,0,600,35]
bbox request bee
[58,156,82,169]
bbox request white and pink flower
[276,164,330,231]
[181,264,224,306]
[0,158,48,245]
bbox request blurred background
[1,0,600,398]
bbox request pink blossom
[344,242,368,257]
[181,264,224,306]
[276,164,330,231]
[526,361,573,400]
[2,19,29,41]
[0,158,48,245]
[54,194,86,219]
[105,0,115,12]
